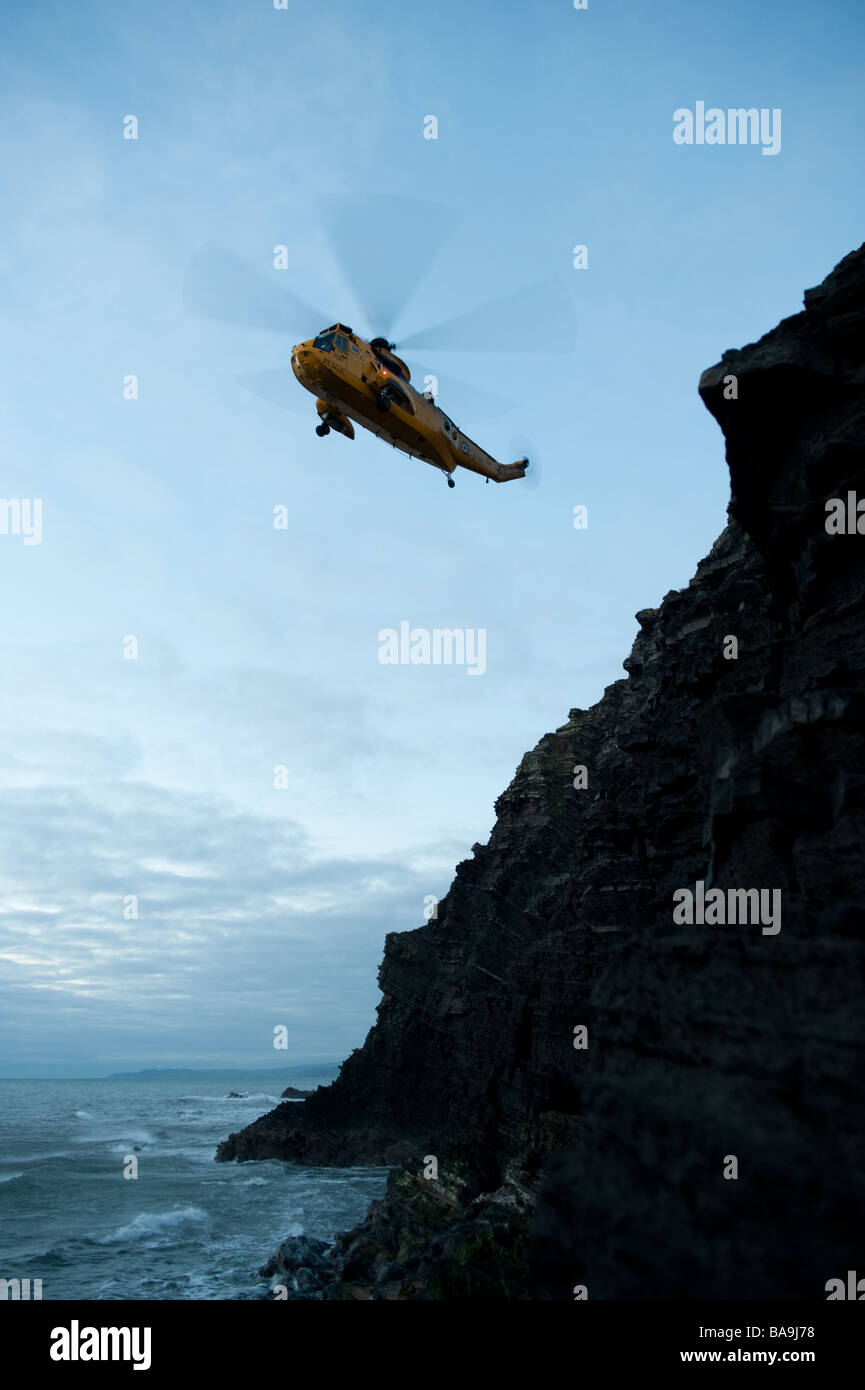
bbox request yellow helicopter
[292,324,527,487]
[183,196,576,490]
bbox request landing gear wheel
[315,423,330,436]
[447,476,455,488]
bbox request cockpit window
[335,335,349,352]
[313,333,335,351]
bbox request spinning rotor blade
[408,367,513,423]
[399,277,577,355]
[317,194,458,341]
[510,433,544,491]
[230,367,308,413]
[183,241,329,337]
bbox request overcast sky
[1,0,862,1075]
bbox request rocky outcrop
[220,246,865,1299]
[259,1236,332,1298]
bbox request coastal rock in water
[259,1235,333,1299]
[280,1086,313,1098]
[223,245,865,1299]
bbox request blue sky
[0,0,862,1075]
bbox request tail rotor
[510,434,543,491]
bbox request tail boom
[495,457,529,483]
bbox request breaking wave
[95,1206,209,1247]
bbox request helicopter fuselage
[290,325,528,485]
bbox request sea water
[0,1074,389,1300]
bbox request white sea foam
[95,1206,209,1246]
[97,1128,156,1150]
[0,1171,24,1184]
[179,1093,281,1104]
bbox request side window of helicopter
[443,418,451,433]
[335,335,349,353]
[313,333,334,351]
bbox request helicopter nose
[291,344,312,380]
